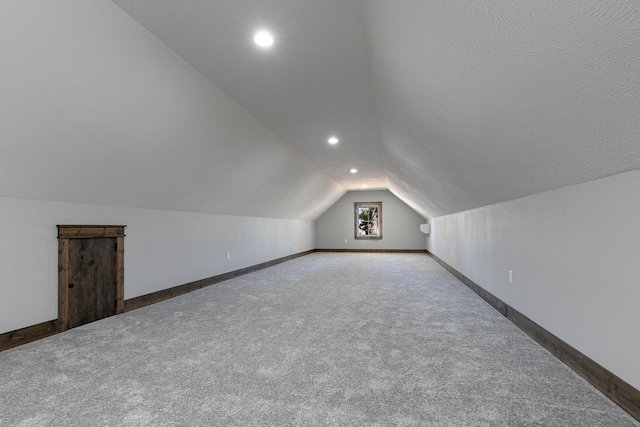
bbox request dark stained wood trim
[124,250,315,312]
[507,306,640,420]
[426,250,507,316]
[314,249,427,253]
[11,247,640,421]
[57,225,126,239]
[57,237,70,332]
[0,320,58,352]
[115,236,125,314]
[426,250,640,422]
[2,249,315,353]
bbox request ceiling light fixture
[350,168,358,174]
[253,30,274,48]
[328,136,339,145]
[362,184,368,188]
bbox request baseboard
[1,250,314,352]
[6,250,637,422]
[314,249,427,253]
[0,320,59,352]
[426,250,640,422]
[124,250,314,312]
[427,251,507,316]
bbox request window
[354,201,382,240]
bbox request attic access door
[57,225,125,331]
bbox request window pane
[359,208,369,221]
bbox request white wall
[0,196,314,334]
[427,170,640,390]
[315,190,426,250]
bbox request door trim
[57,225,126,331]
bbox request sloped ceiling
[0,1,343,220]
[3,1,638,221]
[364,1,640,217]
[110,0,386,191]
[112,0,640,219]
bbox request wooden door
[67,237,117,328]
[58,225,125,331]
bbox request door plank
[115,236,125,314]
[93,238,117,320]
[68,239,97,329]
[57,239,70,331]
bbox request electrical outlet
[509,270,513,284]
[344,238,348,243]
[226,252,231,260]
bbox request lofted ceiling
[110,0,386,191]
[111,0,640,219]
[2,1,638,220]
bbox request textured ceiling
[364,0,640,217]
[1,0,637,220]
[112,0,640,219]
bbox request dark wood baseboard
[5,249,638,422]
[426,250,640,422]
[124,250,314,312]
[314,249,427,253]
[0,320,58,352]
[427,251,507,316]
[1,250,315,352]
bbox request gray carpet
[1,253,637,426]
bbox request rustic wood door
[67,237,117,328]
[58,225,125,331]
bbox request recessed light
[350,168,358,174]
[253,30,274,48]
[362,184,367,188]
[328,136,339,145]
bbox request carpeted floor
[0,253,637,426]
